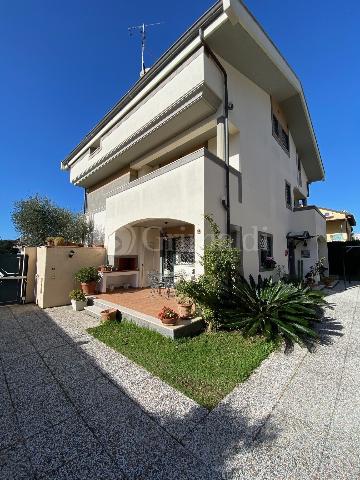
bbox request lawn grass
[88,321,277,410]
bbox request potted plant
[54,236,65,246]
[74,266,100,295]
[264,256,277,269]
[321,276,332,287]
[46,237,55,247]
[69,289,87,311]
[99,265,112,273]
[305,258,328,287]
[176,296,193,319]
[157,306,179,326]
[100,308,118,323]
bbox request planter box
[71,299,87,311]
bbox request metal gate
[0,253,28,305]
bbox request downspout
[83,188,87,215]
[199,28,231,236]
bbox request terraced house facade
[61,0,327,285]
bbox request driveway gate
[0,253,28,305]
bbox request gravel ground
[0,283,359,479]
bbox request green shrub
[176,214,242,331]
[74,266,100,284]
[69,289,86,301]
[222,275,326,346]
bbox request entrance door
[0,253,27,305]
[160,236,195,275]
[161,238,175,275]
[288,240,296,278]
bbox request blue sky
[1,0,359,238]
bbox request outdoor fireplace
[114,255,138,271]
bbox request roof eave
[61,1,223,169]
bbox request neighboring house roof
[319,207,356,226]
[61,0,325,182]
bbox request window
[297,156,302,186]
[272,114,279,137]
[285,181,292,210]
[258,232,274,270]
[272,113,290,154]
[174,236,195,265]
[89,138,101,157]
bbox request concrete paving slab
[81,398,212,480]
[0,410,23,450]
[43,449,125,480]
[2,353,54,388]
[61,375,124,410]
[25,415,101,477]
[10,381,76,438]
[0,443,35,480]
[129,375,209,440]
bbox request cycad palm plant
[223,275,326,346]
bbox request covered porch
[289,206,328,280]
[105,218,197,291]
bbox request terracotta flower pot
[100,308,117,323]
[80,281,97,295]
[160,317,178,326]
[178,303,193,319]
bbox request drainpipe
[199,28,231,236]
[83,188,87,215]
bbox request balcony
[292,206,326,238]
[103,147,241,241]
[70,49,223,187]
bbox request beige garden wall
[36,246,106,309]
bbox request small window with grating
[285,181,292,210]
[258,232,274,270]
[174,236,195,265]
[272,113,290,155]
[272,114,279,137]
[89,138,102,157]
[297,156,302,186]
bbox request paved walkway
[0,284,359,479]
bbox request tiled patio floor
[1,284,360,478]
[96,288,180,317]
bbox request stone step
[84,304,103,319]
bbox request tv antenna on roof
[128,22,163,77]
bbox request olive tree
[12,195,92,246]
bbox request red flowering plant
[157,306,179,324]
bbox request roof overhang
[287,231,312,240]
[208,0,324,182]
[61,0,324,183]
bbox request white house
[61,0,327,286]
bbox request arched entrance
[107,218,196,288]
